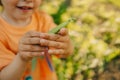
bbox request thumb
[58,28,68,36]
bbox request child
[0,0,74,80]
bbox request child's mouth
[16,6,33,11]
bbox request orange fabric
[0,10,57,80]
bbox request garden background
[40,0,120,80]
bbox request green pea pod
[48,18,76,34]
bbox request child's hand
[18,31,45,62]
[40,28,74,58]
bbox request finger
[24,31,41,37]
[48,49,65,55]
[40,39,66,49]
[20,37,40,45]
[19,44,45,52]
[40,33,69,42]
[58,28,68,36]
[20,51,45,59]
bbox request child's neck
[1,12,31,27]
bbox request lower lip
[22,9,31,13]
[18,8,32,13]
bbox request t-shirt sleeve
[0,39,15,71]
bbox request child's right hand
[18,31,45,62]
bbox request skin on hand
[40,28,74,57]
[18,31,46,62]
[18,28,74,62]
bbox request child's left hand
[40,28,74,57]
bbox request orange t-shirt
[0,10,57,80]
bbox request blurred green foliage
[41,0,120,80]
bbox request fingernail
[41,52,45,55]
[48,50,53,54]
